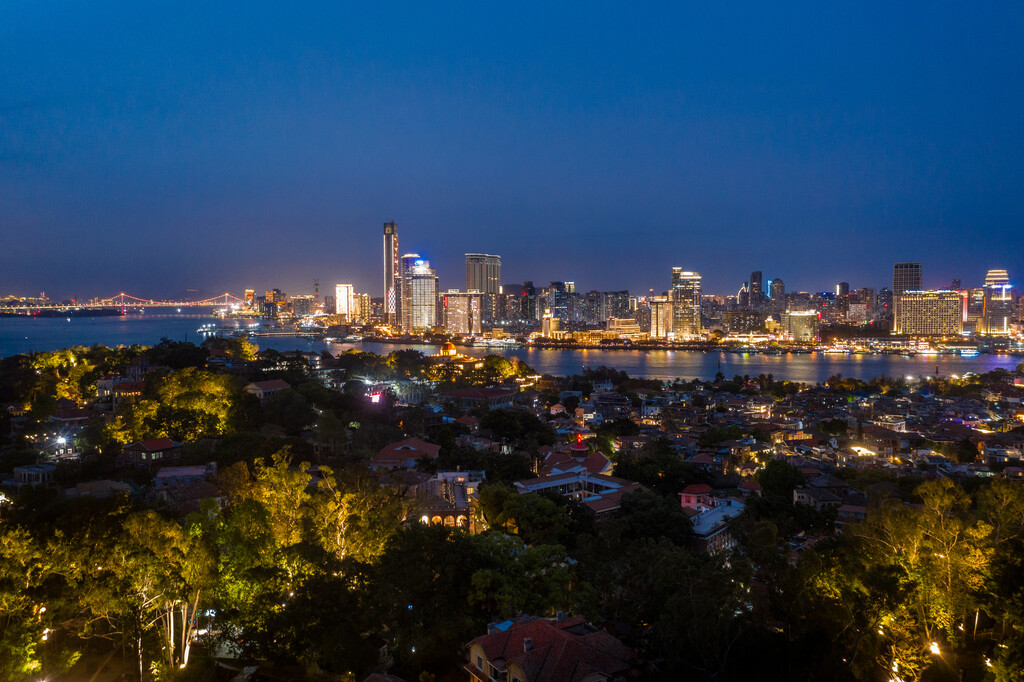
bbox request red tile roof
[249,379,291,391]
[469,618,635,682]
[682,483,712,495]
[135,437,176,452]
[374,438,441,466]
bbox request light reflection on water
[0,316,1018,383]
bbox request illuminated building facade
[291,295,315,316]
[443,290,483,335]
[334,284,355,320]
[407,259,438,331]
[981,269,1013,335]
[782,310,819,342]
[671,269,702,339]
[399,253,420,331]
[649,296,673,338]
[354,293,372,324]
[893,290,962,336]
[383,221,399,325]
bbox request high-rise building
[782,310,819,342]
[671,269,702,339]
[291,295,315,317]
[649,297,673,338]
[334,284,355,320]
[399,253,421,331]
[600,291,631,321]
[981,269,1013,335]
[465,254,501,295]
[893,290,962,336]
[893,262,923,326]
[836,282,850,297]
[768,278,785,316]
[383,222,400,325]
[407,259,438,331]
[443,290,483,335]
[547,282,569,320]
[353,293,372,324]
[893,262,922,295]
[749,271,764,308]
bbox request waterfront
[1,315,1020,384]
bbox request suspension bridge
[2,292,245,313]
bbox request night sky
[2,2,1023,300]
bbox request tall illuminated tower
[670,268,702,339]
[981,268,1013,335]
[383,221,399,325]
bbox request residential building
[465,253,501,294]
[465,616,637,682]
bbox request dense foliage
[2,346,1023,681]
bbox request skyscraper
[400,256,438,331]
[749,271,763,308]
[443,290,483,335]
[768,278,785,316]
[465,254,501,294]
[334,283,355,320]
[893,262,922,295]
[981,269,1013,335]
[399,253,421,331]
[649,297,673,338]
[383,222,399,326]
[670,268,702,339]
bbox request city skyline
[4,235,1016,304]
[3,4,1024,297]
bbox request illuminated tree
[310,467,408,564]
[0,527,79,678]
[74,509,214,679]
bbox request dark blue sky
[2,2,1022,300]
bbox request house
[793,486,842,510]
[244,379,291,401]
[690,498,745,553]
[372,438,441,470]
[514,472,642,520]
[680,483,714,510]
[118,438,183,468]
[2,464,56,489]
[739,479,762,496]
[465,615,637,682]
[64,479,134,499]
[414,470,485,532]
[152,463,218,488]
